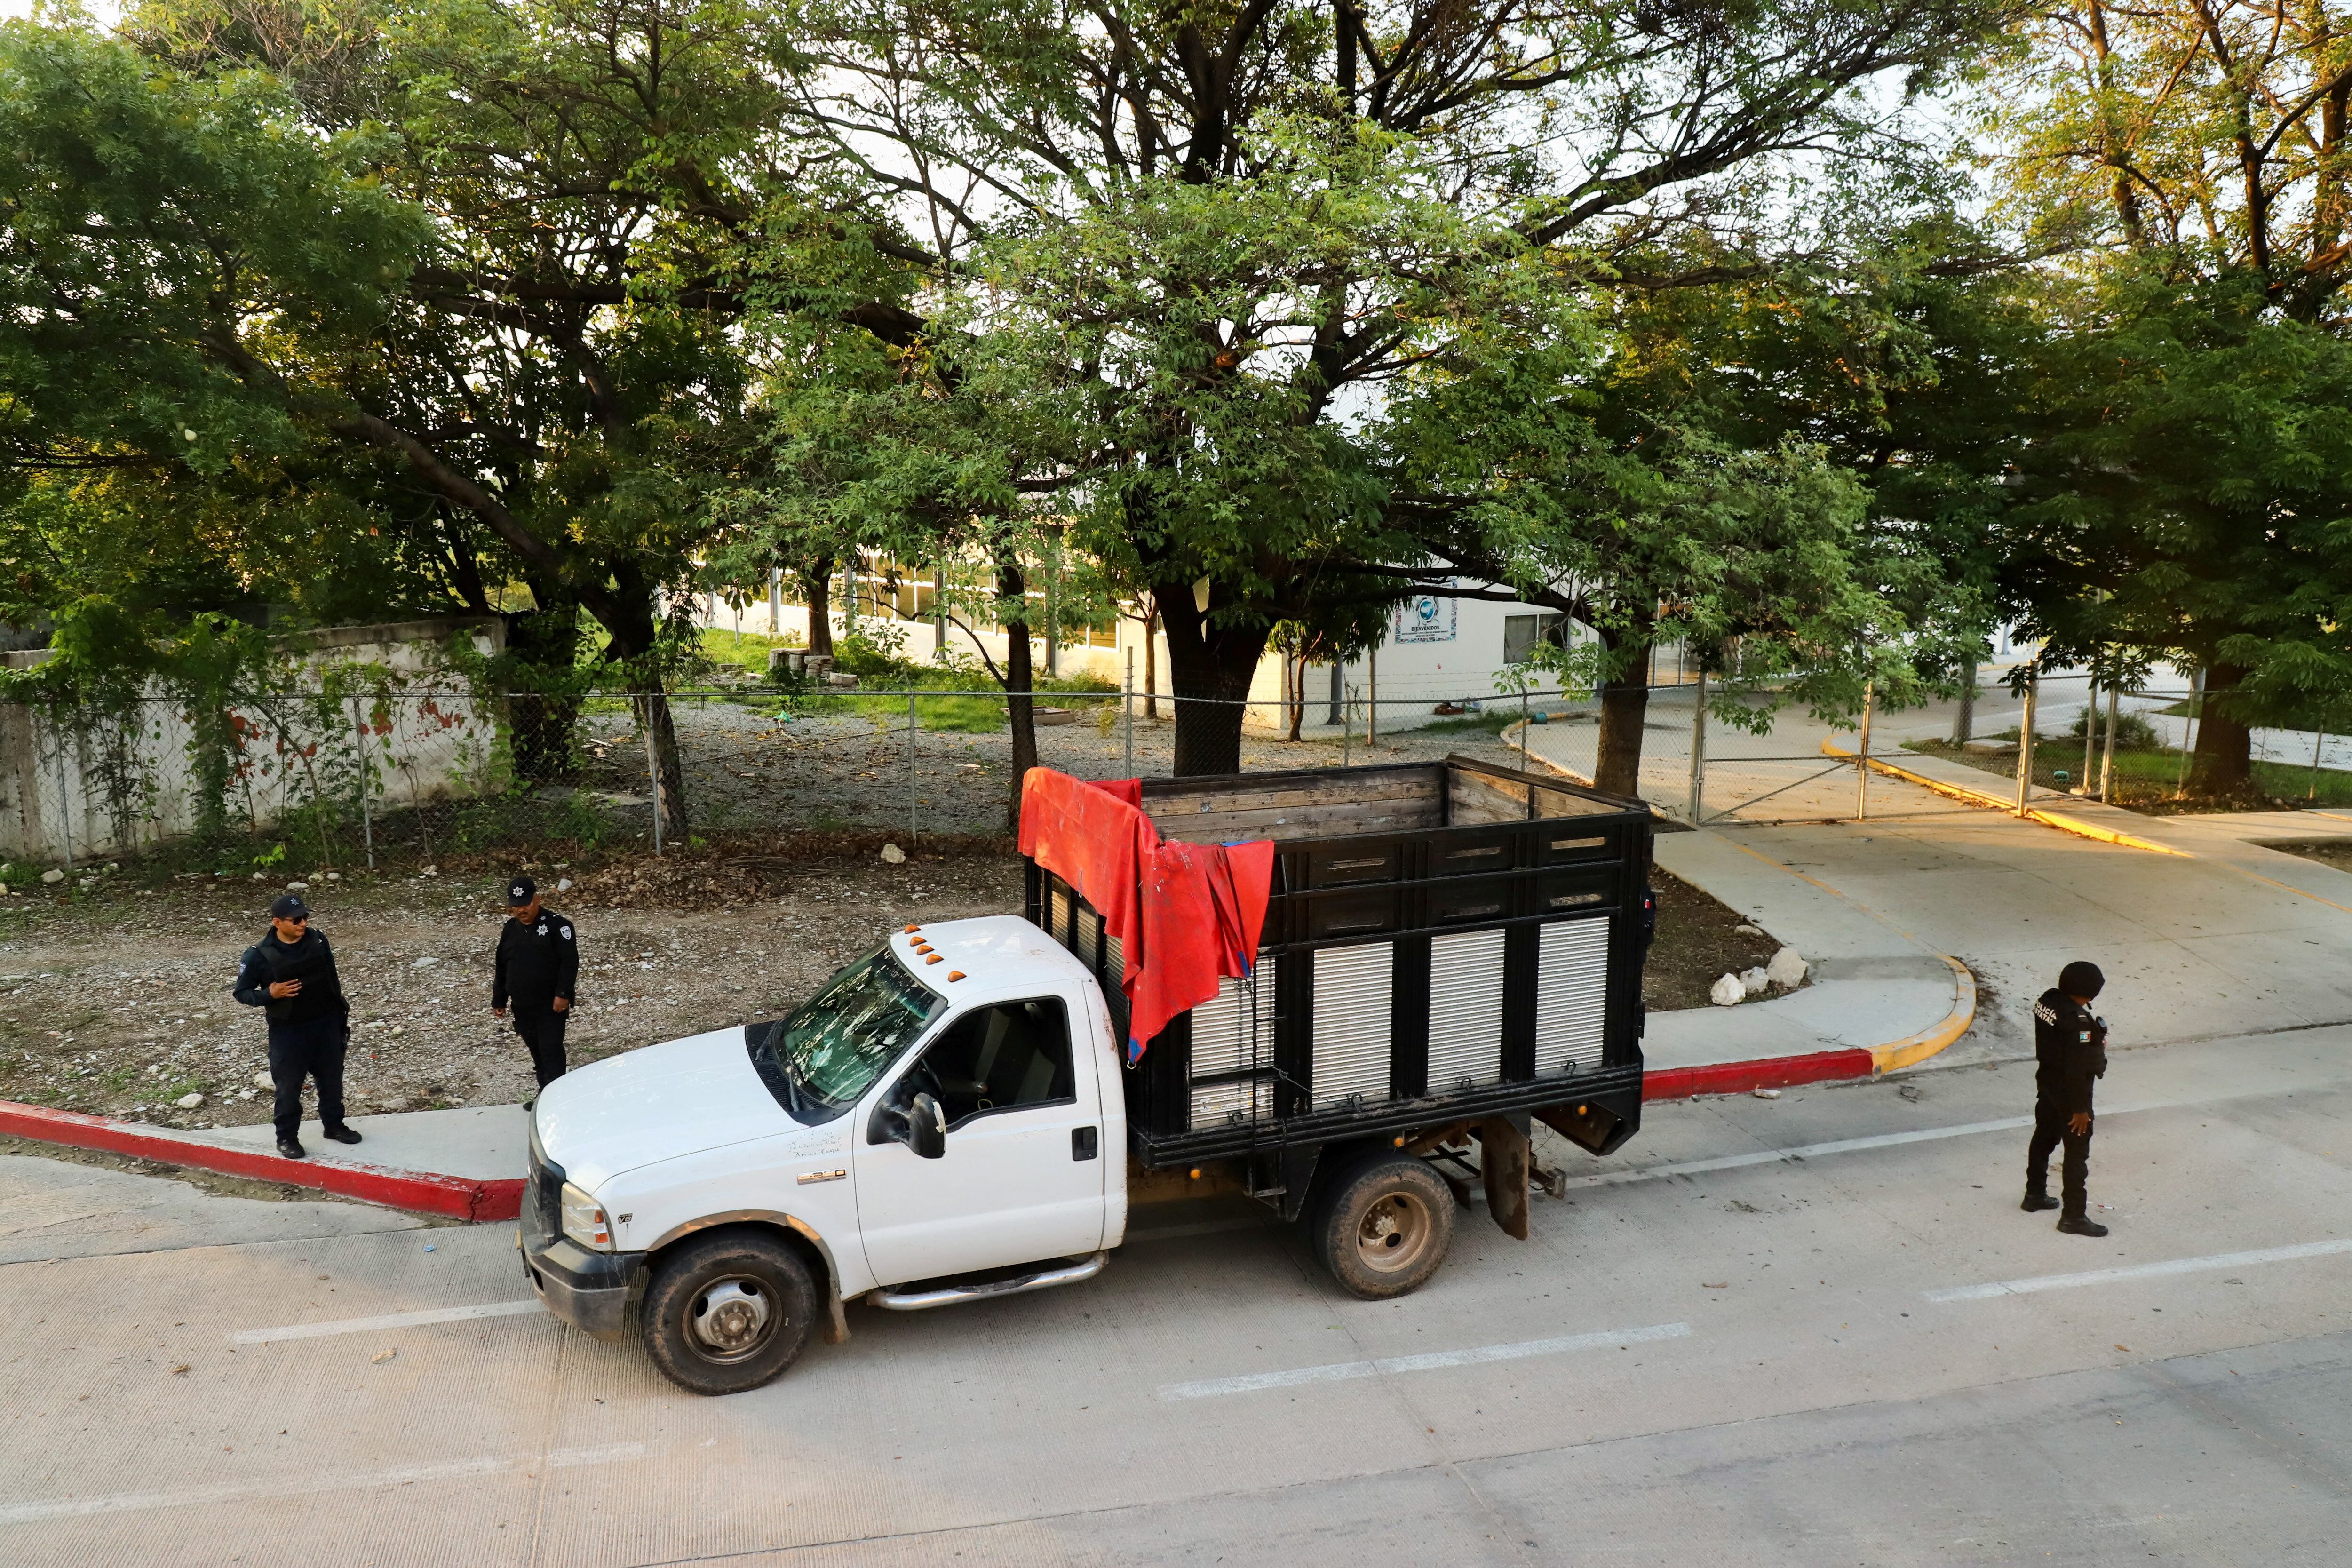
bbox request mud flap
[822,1290,850,1345]
[1477,1114,1531,1240]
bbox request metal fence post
[2014,668,2038,815]
[2082,674,2098,792]
[1367,647,1378,748]
[50,720,73,873]
[2101,685,2119,802]
[2177,667,2202,796]
[907,690,919,844]
[1855,678,1875,821]
[643,708,664,856]
[1343,684,1353,769]
[349,695,375,868]
[1123,648,1135,779]
[1687,669,1707,823]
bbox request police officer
[2026,959,2110,1236]
[492,875,578,1088]
[231,894,360,1160]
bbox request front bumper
[521,1234,645,1342]
[520,1121,644,1342]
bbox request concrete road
[6,1023,2352,1567]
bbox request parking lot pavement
[4,1025,2351,1567]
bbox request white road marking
[1924,1238,2352,1303]
[1559,1090,2291,1192]
[0,1442,644,1525]
[231,1298,544,1344]
[1157,1321,1691,1401]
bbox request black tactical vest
[264,931,346,1026]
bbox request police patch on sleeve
[559,924,572,939]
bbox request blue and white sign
[1394,589,1457,644]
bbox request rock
[286,881,309,893]
[0,883,9,896]
[176,1092,204,1109]
[251,871,265,881]
[253,1069,274,1088]
[326,872,341,881]
[1752,1088,1782,1100]
[423,864,439,876]
[1767,947,1809,988]
[413,956,440,969]
[1710,972,1745,1007]
[1740,966,1770,997]
[556,877,572,892]
[1734,923,1765,937]
[880,843,907,865]
[103,862,118,873]
[40,869,63,884]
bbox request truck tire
[640,1231,817,1396]
[1311,1155,1454,1300]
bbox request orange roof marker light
[946,971,966,982]
[903,924,921,933]
[924,954,943,965]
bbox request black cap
[270,894,309,920]
[2058,960,2105,999]
[505,874,537,907]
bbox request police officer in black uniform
[492,875,578,1088]
[2026,959,2110,1236]
[231,894,361,1159]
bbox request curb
[1643,1048,1875,1100]
[1820,740,2190,857]
[0,1100,524,1222]
[1871,953,1977,1073]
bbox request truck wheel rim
[1354,1191,1435,1275]
[687,1275,775,1361]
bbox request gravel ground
[0,712,1779,1133]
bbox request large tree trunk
[800,555,834,656]
[1591,624,1654,799]
[505,583,584,786]
[629,689,691,846]
[1156,577,1272,776]
[2189,662,2254,793]
[1000,558,1037,829]
[1144,605,1160,719]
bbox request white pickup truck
[522,759,1653,1395]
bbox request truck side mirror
[905,1091,946,1159]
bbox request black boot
[276,1138,307,1159]
[322,1125,362,1145]
[2021,1192,2059,1212]
[2057,1214,2109,1237]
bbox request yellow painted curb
[1873,954,1977,1073]
[1820,740,2193,857]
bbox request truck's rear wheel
[1311,1155,1454,1299]
[640,1232,816,1396]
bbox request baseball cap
[270,894,309,920]
[505,874,537,907]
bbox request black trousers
[269,1017,347,1141]
[2026,1101,2093,1217]
[513,1003,569,1088]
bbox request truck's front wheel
[640,1232,817,1396]
[1311,1155,1454,1300]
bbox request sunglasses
[279,915,308,925]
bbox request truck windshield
[747,945,946,1126]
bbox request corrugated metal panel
[1102,933,1128,1035]
[1075,907,1101,971]
[1190,1075,1271,1129]
[1427,928,1506,1091]
[1187,963,1276,1078]
[1312,943,1392,1109]
[1535,919,1609,1074]
[1049,886,1072,945]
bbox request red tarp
[1017,768,1274,1059]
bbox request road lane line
[1559,1088,2323,1192]
[0,1443,645,1525]
[1924,1238,2352,1303]
[1157,1321,1691,1401]
[231,1298,543,1344]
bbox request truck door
[853,991,1108,1286]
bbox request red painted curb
[1643,1048,1875,1101]
[0,1100,524,1222]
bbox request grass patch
[1905,737,2352,812]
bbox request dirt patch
[0,827,1770,1133]
[2258,840,2352,875]
[1644,868,1789,1012]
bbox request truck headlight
[559,1183,612,1251]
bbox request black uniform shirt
[232,928,349,1028]
[493,908,579,1009]
[2032,987,2106,1116]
